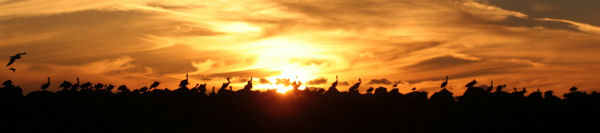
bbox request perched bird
[9,68,16,72]
[59,81,72,90]
[348,78,361,92]
[465,80,477,88]
[366,87,374,93]
[440,76,448,88]
[72,77,80,90]
[150,81,160,90]
[179,74,189,88]
[219,78,231,91]
[569,86,578,92]
[94,83,104,90]
[40,77,50,90]
[7,52,26,67]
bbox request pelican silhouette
[59,81,72,90]
[440,76,448,88]
[569,86,578,92]
[366,87,374,93]
[179,74,189,88]
[72,77,80,90]
[6,52,26,67]
[331,75,338,88]
[465,80,477,88]
[150,81,160,90]
[40,77,50,90]
[9,67,15,72]
[348,78,361,92]
[242,77,253,91]
[220,77,231,91]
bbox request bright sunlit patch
[216,22,261,33]
[242,37,340,93]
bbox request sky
[1,0,600,95]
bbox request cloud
[536,18,600,34]
[339,81,350,86]
[259,78,271,84]
[368,78,392,85]
[307,77,327,85]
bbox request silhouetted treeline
[1,77,599,133]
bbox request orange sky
[2,0,600,95]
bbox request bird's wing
[6,58,16,66]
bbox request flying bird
[7,52,26,67]
[9,68,16,72]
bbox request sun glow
[243,37,332,93]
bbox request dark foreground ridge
[1,77,599,133]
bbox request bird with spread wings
[7,52,26,67]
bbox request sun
[242,37,329,93]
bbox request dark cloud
[368,78,392,85]
[402,56,480,71]
[488,0,600,26]
[259,78,271,84]
[275,78,292,86]
[307,77,327,85]
[339,81,350,86]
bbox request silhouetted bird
[348,78,361,95]
[59,81,72,90]
[465,80,477,88]
[291,76,302,91]
[150,81,160,90]
[210,86,216,96]
[40,77,50,90]
[139,86,149,92]
[71,77,80,90]
[441,76,448,88]
[570,86,578,92]
[81,82,92,90]
[487,80,494,92]
[6,52,26,67]
[366,87,374,93]
[412,87,417,91]
[325,75,340,95]
[94,83,104,90]
[9,67,15,72]
[220,78,231,91]
[117,85,130,93]
[106,84,115,91]
[495,84,506,93]
[179,74,190,89]
[242,77,253,91]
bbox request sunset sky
[2,0,600,95]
